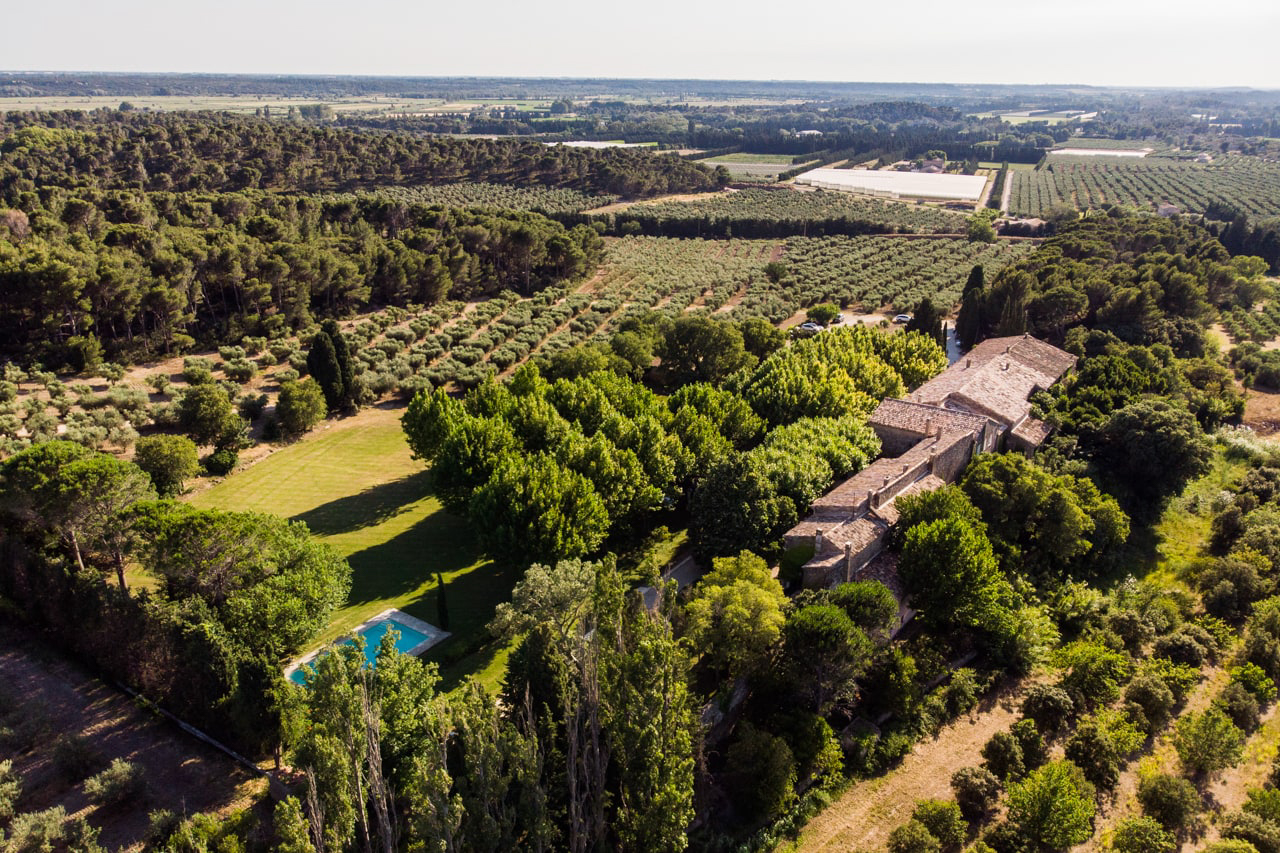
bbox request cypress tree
[306,331,344,413]
[956,290,984,351]
[320,320,356,411]
[905,297,946,348]
[963,264,985,297]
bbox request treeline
[0,188,603,366]
[1205,200,1280,274]
[0,441,350,756]
[956,209,1269,353]
[403,320,946,563]
[0,111,726,200]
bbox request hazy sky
[6,0,1279,88]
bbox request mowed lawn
[189,403,521,689]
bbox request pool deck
[284,608,451,683]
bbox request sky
[6,0,1280,89]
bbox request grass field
[978,161,1037,171]
[188,403,520,691]
[704,152,800,164]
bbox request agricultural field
[1050,137,1157,151]
[372,183,618,213]
[741,235,1036,319]
[1008,154,1280,216]
[0,234,1033,459]
[611,186,974,234]
[700,152,816,181]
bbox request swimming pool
[286,609,448,686]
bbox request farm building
[794,168,988,202]
[784,333,1075,590]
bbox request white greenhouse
[794,168,988,202]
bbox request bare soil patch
[1244,388,1280,435]
[0,625,265,851]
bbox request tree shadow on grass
[291,469,435,536]
[336,508,523,685]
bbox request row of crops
[737,236,1036,321]
[371,183,618,213]
[1221,303,1280,345]
[357,236,1034,390]
[611,188,971,236]
[1008,155,1280,217]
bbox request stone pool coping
[284,607,451,683]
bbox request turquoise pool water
[289,618,430,686]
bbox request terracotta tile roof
[1011,417,1053,447]
[869,398,993,437]
[908,334,1074,428]
[871,474,947,526]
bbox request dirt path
[1000,166,1014,213]
[0,626,264,851]
[796,678,1034,853]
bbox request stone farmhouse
[783,334,1077,590]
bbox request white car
[893,314,912,324]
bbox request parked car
[893,314,912,324]
[794,321,825,337]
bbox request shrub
[1020,684,1075,733]
[1136,772,1201,831]
[1110,816,1175,853]
[51,734,106,782]
[84,759,145,808]
[1010,719,1046,771]
[912,799,966,848]
[1124,673,1176,733]
[276,379,327,437]
[888,820,942,853]
[134,434,200,497]
[981,731,1024,783]
[1245,788,1280,825]
[1231,663,1278,704]
[238,393,268,421]
[5,806,70,852]
[1204,840,1268,853]
[1006,762,1096,851]
[951,766,1001,823]
[725,723,796,823]
[0,758,19,822]
[1221,811,1280,853]
[1217,682,1263,733]
[204,448,238,476]
[1175,708,1245,778]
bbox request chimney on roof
[901,463,908,474]
[814,528,824,554]
[844,541,854,580]
[965,357,971,368]
[1023,332,1029,339]
[925,415,933,436]
[1002,362,1009,371]
[1004,345,1011,354]
[883,475,891,488]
